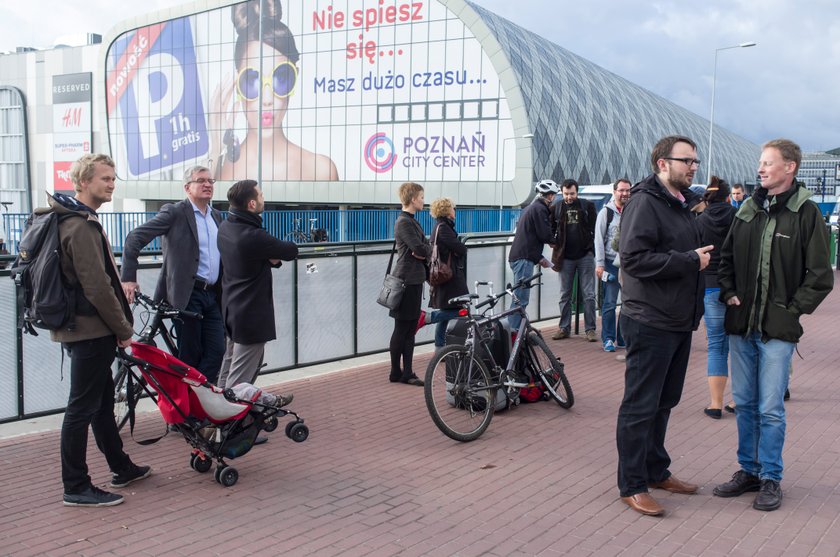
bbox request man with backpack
[49,154,151,506]
[594,178,631,352]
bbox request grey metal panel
[264,263,295,370]
[0,279,19,419]
[22,327,69,414]
[356,252,399,354]
[297,257,355,365]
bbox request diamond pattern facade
[467,1,760,185]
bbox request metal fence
[1,208,523,256]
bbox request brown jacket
[45,195,133,343]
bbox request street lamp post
[499,133,534,231]
[707,41,756,182]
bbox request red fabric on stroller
[129,342,251,424]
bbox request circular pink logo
[364,132,397,173]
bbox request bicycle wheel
[424,344,495,442]
[527,331,574,408]
[113,363,146,431]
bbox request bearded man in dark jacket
[216,180,297,408]
[713,139,833,512]
[615,135,713,517]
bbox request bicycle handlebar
[133,291,203,320]
[474,271,542,310]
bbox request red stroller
[118,342,309,487]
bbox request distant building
[800,152,840,201]
[1,0,759,212]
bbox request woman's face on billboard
[238,41,297,136]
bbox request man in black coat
[615,135,713,517]
[216,180,297,403]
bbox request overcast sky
[2,0,837,152]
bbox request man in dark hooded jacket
[615,135,713,517]
[216,180,297,405]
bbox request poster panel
[105,0,514,183]
[52,73,92,193]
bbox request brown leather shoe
[621,493,664,516]
[649,475,698,494]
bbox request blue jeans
[508,259,536,331]
[174,288,225,384]
[703,289,729,376]
[729,332,794,482]
[426,309,461,347]
[558,254,596,332]
[601,262,624,345]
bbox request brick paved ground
[1,272,839,556]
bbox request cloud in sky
[2,0,837,151]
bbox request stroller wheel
[289,422,309,443]
[263,416,279,433]
[216,465,238,487]
[284,421,295,438]
[191,453,212,473]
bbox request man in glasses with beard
[615,135,713,516]
[120,165,225,383]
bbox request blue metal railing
[0,208,521,255]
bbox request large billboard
[53,73,93,194]
[105,0,514,185]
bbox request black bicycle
[285,217,328,243]
[113,292,201,431]
[424,272,573,442]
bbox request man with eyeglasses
[615,135,713,516]
[120,165,225,383]
[594,178,632,352]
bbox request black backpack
[10,210,82,335]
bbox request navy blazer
[121,199,223,309]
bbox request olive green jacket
[718,185,833,342]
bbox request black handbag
[376,241,405,310]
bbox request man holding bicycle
[121,166,225,383]
[507,180,557,331]
[615,136,712,516]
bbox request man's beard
[667,175,692,191]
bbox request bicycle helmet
[535,179,559,195]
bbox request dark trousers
[174,288,225,383]
[616,315,693,497]
[390,319,418,380]
[61,335,131,494]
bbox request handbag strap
[385,239,398,274]
[431,223,451,264]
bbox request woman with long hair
[388,183,431,386]
[697,176,737,418]
[210,0,338,181]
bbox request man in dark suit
[120,165,225,383]
[216,179,297,399]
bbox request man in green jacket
[714,139,834,511]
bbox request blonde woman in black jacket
[388,182,432,386]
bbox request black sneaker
[713,470,761,497]
[63,485,124,507]
[753,479,783,511]
[110,464,152,488]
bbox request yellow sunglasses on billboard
[236,61,298,101]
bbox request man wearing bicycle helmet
[507,180,557,330]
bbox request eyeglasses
[663,157,701,167]
[236,62,298,101]
[189,178,216,185]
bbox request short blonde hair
[398,182,424,206]
[430,197,455,218]
[762,138,802,173]
[70,154,115,192]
